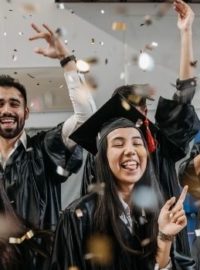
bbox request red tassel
[143,118,156,153]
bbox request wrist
[180,28,192,36]
[60,55,77,67]
[158,231,175,242]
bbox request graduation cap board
[69,92,158,155]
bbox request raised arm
[173,0,196,104]
[174,0,194,80]
[29,23,96,150]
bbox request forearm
[156,237,172,268]
[62,70,96,149]
[179,29,194,80]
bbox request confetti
[121,99,131,111]
[75,209,83,218]
[85,234,113,265]
[190,60,198,68]
[138,52,154,71]
[55,27,67,37]
[112,21,127,31]
[20,3,40,13]
[132,186,159,210]
[141,238,151,246]
[85,57,99,65]
[87,183,105,195]
[156,2,171,19]
[140,15,152,26]
[76,59,90,73]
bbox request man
[179,139,200,270]
[0,23,96,231]
[81,0,200,263]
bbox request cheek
[137,147,147,165]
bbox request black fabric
[69,92,157,155]
[81,78,200,265]
[48,193,155,270]
[48,193,195,270]
[179,142,200,200]
[0,123,83,231]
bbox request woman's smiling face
[106,127,147,190]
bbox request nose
[1,103,11,114]
[124,143,136,156]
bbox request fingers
[29,23,54,41]
[31,23,42,33]
[177,185,188,204]
[42,24,54,35]
[162,197,176,211]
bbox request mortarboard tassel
[144,118,156,153]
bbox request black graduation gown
[179,143,200,269]
[48,193,158,270]
[0,123,83,231]
[81,79,200,259]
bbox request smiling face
[106,127,147,190]
[0,87,29,139]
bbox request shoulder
[62,193,97,221]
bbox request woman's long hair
[93,126,164,260]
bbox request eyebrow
[111,136,143,142]
[0,98,21,103]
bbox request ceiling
[1,0,200,115]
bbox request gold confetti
[112,21,127,31]
[20,3,40,13]
[86,234,113,265]
[69,267,79,270]
[121,99,130,111]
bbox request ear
[25,107,29,120]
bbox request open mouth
[121,160,139,171]
[0,117,16,127]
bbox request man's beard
[0,115,25,139]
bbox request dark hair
[0,75,27,106]
[93,124,163,261]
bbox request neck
[118,185,134,205]
[0,132,23,160]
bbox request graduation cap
[69,93,158,155]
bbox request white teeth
[121,160,138,170]
[0,118,15,124]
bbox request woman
[49,92,193,270]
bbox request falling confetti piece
[75,209,83,218]
[87,183,105,195]
[55,27,67,37]
[20,3,40,13]
[76,59,90,73]
[140,15,152,26]
[85,57,99,65]
[12,54,18,62]
[86,234,113,265]
[68,267,79,270]
[112,21,127,31]
[190,60,198,68]
[121,99,131,111]
[156,2,171,19]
